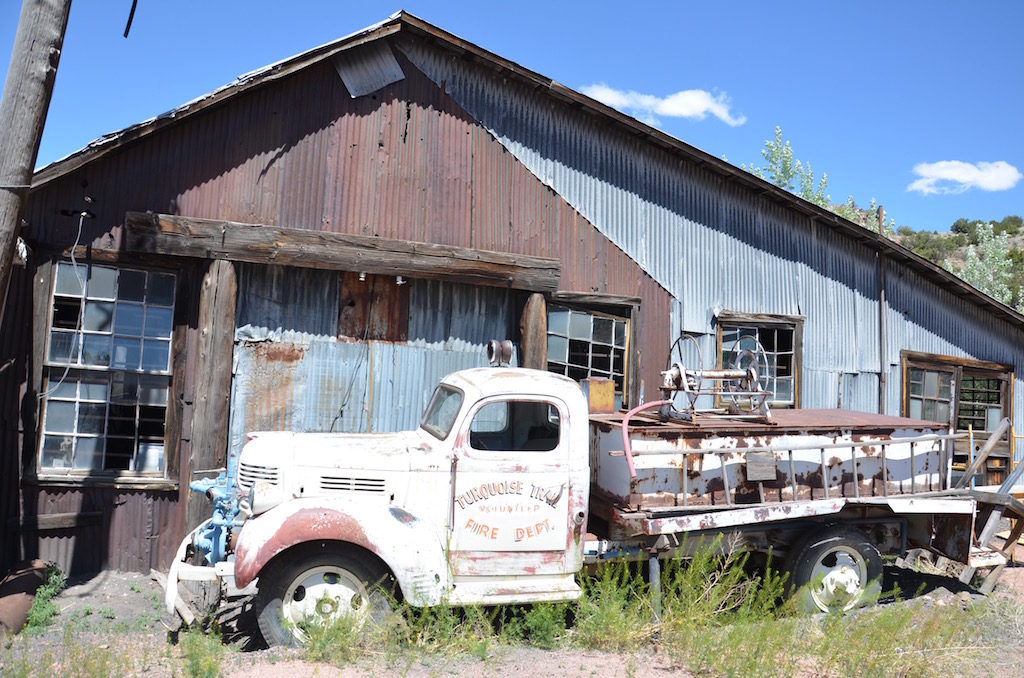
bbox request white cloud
[907,160,1022,195]
[580,83,746,128]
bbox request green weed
[300,610,362,666]
[0,645,44,678]
[812,601,982,678]
[25,563,67,630]
[572,561,652,650]
[180,628,225,678]
[61,625,131,678]
[520,602,568,649]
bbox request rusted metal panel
[227,336,493,468]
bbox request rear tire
[784,526,882,613]
[255,544,393,647]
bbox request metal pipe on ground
[0,559,47,639]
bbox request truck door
[450,395,571,577]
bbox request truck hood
[241,429,431,473]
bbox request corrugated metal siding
[398,37,1024,441]
[22,43,671,394]
[22,485,180,574]
[408,279,514,348]
[0,266,33,573]
[332,42,405,98]
[227,277,515,465]
[235,263,340,341]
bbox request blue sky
[3,1,1021,232]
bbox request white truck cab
[169,367,590,646]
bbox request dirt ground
[3,541,1024,677]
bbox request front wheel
[785,526,883,613]
[255,545,393,647]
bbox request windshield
[420,385,464,440]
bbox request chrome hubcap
[281,565,367,640]
[809,546,867,612]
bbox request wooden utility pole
[0,0,73,328]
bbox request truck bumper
[164,520,257,615]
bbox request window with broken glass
[546,306,628,407]
[718,317,801,407]
[39,262,176,475]
[903,357,1010,432]
[902,352,1013,484]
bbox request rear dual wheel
[255,545,393,647]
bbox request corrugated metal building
[1,12,1020,575]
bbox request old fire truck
[165,339,1023,646]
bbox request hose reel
[660,333,773,421]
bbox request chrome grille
[237,463,280,491]
[319,475,386,494]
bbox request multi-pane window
[40,262,175,474]
[719,322,799,406]
[902,352,1013,485]
[957,376,1005,432]
[546,306,628,402]
[907,367,953,423]
[902,357,1009,430]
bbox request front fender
[233,498,448,606]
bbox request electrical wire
[40,210,88,401]
[330,286,376,432]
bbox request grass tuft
[180,627,225,678]
[25,563,67,631]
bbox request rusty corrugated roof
[28,10,1024,330]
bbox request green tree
[996,214,1022,236]
[745,126,800,191]
[743,126,889,226]
[948,222,1014,306]
[950,217,972,235]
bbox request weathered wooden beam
[11,511,102,532]
[124,212,561,292]
[550,291,641,308]
[186,259,236,533]
[519,293,547,370]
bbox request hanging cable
[40,202,94,401]
[330,281,376,432]
[123,0,139,38]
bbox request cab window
[469,400,560,452]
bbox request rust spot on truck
[234,508,374,589]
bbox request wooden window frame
[900,350,1014,483]
[715,311,804,408]
[29,255,189,490]
[544,292,639,409]
[900,351,1013,431]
